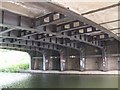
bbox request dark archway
[48,50,61,70]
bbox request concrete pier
[29,47,119,72]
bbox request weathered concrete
[66,57,80,70]
[29,45,119,72]
[86,57,99,71]
[107,56,119,70]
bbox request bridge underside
[0,2,120,72]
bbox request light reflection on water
[0,73,31,88]
[0,73,118,88]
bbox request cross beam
[0,36,80,51]
[0,34,102,50]
[0,23,56,35]
[0,28,16,35]
[45,2,119,41]
[0,23,102,49]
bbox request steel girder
[45,2,119,41]
[0,23,102,49]
[0,2,119,52]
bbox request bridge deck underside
[0,2,119,71]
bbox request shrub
[0,63,29,73]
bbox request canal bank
[20,70,119,75]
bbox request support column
[42,53,47,71]
[60,50,66,71]
[118,60,120,71]
[79,48,86,71]
[30,57,34,70]
[34,58,40,70]
[48,56,53,70]
[101,49,108,72]
[29,51,42,70]
[28,51,36,70]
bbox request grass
[0,63,29,73]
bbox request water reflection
[0,73,31,88]
[0,73,118,88]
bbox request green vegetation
[0,49,30,73]
[0,63,29,73]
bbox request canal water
[0,73,119,88]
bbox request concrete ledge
[20,70,119,75]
